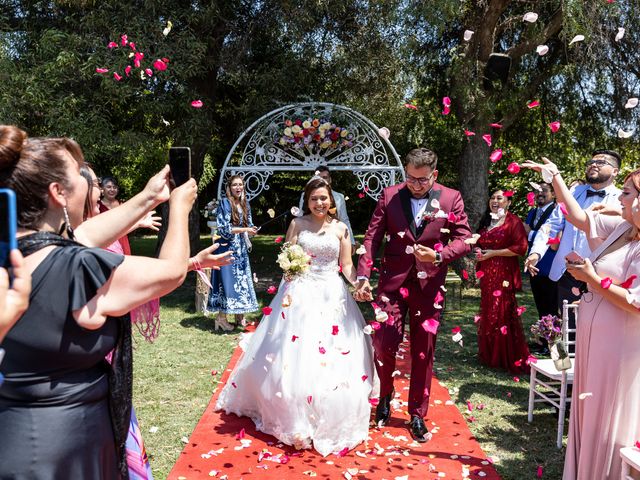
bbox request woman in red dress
[475,189,531,374]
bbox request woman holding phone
[523,158,640,480]
[207,175,258,330]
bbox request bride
[215,176,376,456]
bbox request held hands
[565,257,598,284]
[247,226,259,237]
[0,250,31,342]
[353,279,373,302]
[192,243,234,270]
[476,249,497,262]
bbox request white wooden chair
[527,300,578,449]
[620,446,640,480]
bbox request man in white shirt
[299,166,355,248]
[525,150,622,315]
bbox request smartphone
[565,251,585,265]
[0,188,18,270]
[169,147,192,187]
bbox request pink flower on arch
[549,121,561,133]
[527,192,536,206]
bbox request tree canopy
[1,0,638,233]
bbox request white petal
[417,271,427,279]
[463,30,474,41]
[536,45,549,56]
[355,245,367,255]
[378,127,390,139]
[569,34,585,45]
[290,206,302,217]
[267,208,276,218]
[618,128,634,138]
[405,245,415,254]
[363,325,373,335]
[397,231,405,238]
[440,228,450,233]
[624,97,638,109]
[523,12,538,22]
[452,332,463,342]
[430,198,440,209]
[578,392,593,400]
[615,27,625,42]
[464,233,481,245]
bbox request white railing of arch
[217,102,404,201]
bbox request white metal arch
[217,102,404,201]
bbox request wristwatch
[434,252,442,265]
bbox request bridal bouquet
[276,118,353,153]
[530,314,571,370]
[277,242,311,281]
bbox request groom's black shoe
[409,415,432,443]
[375,391,394,427]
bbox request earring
[62,206,75,239]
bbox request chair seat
[621,446,640,470]
[530,359,574,380]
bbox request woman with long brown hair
[207,175,259,330]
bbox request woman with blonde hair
[523,157,640,480]
[207,175,259,330]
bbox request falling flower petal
[331,325,339,335]
[476,271,485,279]
[153,59,168,71]
[291,335,298,342]
[625,98,638,109]
[120,34,128,46]
[144,68,153,77]
[267,285,277,294]
[516,306,527,316]
[96,67,109,74]
[547,236,561,245]
[615,27,625,42]
[355,245,367,255]
[500,325,508,335]
[527,100,540,109]
[482,134,492,146]
[503,190,514,197]
[404,103,418,110]
[262,306,272,315]
[490,123,503,129]
[493,290,502,297]
[537,465,544,478]
[421,318,440,334]
[527,192,536,206]
[452,326,461,334]
[600,277,613,289]
[363,325,373,335]
[191,100,204,108]
[417,271,427,279]
[464,234,481,246]
[621,275,637,289]
[307,395,313,404]
[318,346,326,354]
[618,128,634,138]
[113,72,122,81]
[124,65,132,77]
[507,162,521,174]
[523,12,539,22]
[489,149,503,162]
[464,129,475,137]
[274,236,283,243]
[549,121,561,133]
[462,269,469,279]
[434,242,444,253]
[378,126,390,139]
[463,30,474,41]
[266,208,276,218]
[290,206,302,217]
[536,45,549,55]
[399,287,409,299]
[569,34,585,45]
[163,20,173,36]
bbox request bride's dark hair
[302,176,336,217]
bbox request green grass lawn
[130,235,565,480]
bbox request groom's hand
[414,244,437,263]
[354,279,373,302]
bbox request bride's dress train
[216,230,376,456]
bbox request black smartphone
[169,147,192,187]
[0,188,18,270]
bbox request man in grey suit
[299,166,355,250]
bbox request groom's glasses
[406,173,435,186]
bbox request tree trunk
[457,137,490,232]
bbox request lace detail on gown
[215,229,376,456]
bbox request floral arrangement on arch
[276,118,354,153]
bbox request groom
[355,148,471,442]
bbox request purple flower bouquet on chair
[530,315,571,371]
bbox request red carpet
[168,335,501,480]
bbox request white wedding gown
[216,230,376,456]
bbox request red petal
[621,275,637,288]
[274,236,283,243]
[527,192,536,206]
[421,318,440,334]
[601,277,613,289]
[404,103,418,110]
[291,335,298,342]
[549,121,561,133]
[331,325,339,335]
[361,375,368,382]
[191,100,203,108]
[547,237,561,245]
[399,287,409,298]
[451,326,461,334]
[482,134,492,146]
[490,123,503,128]
[500,325,508,334]
[262,306,273,315]
[462,269,469,280]
[527,100,540,109]
[318,346,326,354]
[464,129,476,137]
[489,149,503,162]
[558,202,568,215]
[507,162,521,174]
[493,290,502,297]
[236,428,245,440]
[307,395,313,404]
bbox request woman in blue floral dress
[207,175,259,330]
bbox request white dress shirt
[530,183,621,281]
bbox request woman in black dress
[0,125,195,479]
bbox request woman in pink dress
[476,189,531,374]
[524,157,640,480]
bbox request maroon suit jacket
[357,182,472,293]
